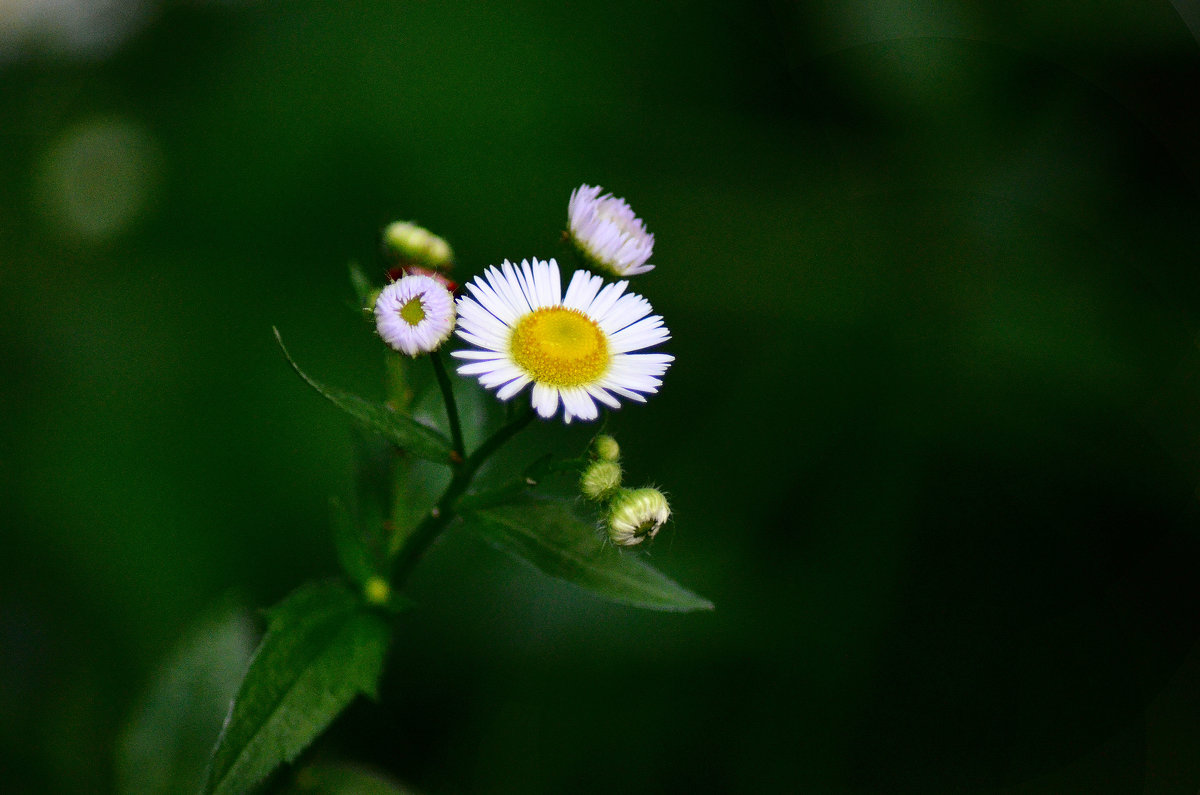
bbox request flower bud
[382,220,454,269]
[580,459,622,502]
[567,184,654,277]
[606,487,670,547]
[363,576,391,606]
[591,434,620,462]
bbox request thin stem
[466,404,536,471]
[431,351,465,463]
[391,406,536,585]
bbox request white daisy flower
[374,274,456,356]
[567,184,655,278]
[452,258,673,423]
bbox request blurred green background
[5,1,1200,792]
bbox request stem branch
[431,351,465,463]
[391,406,535,585]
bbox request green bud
[363,576,391,606]
[606,487,670,547]
[592,434,620,462]
[382,220,454,268]
[580,460,622,502]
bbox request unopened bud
[592,434,620,462]
[382,220,454,269]
[606,487,670,547]
[580,460,621,502]
[363,576,391,606]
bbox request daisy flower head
[374,273,456,356]
[453,258,673,423]
[567,184,655,278]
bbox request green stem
[391,406,536,585]
[431,351,465,463]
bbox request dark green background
[5,1,1200,792]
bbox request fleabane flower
[374,274,456,356]
[453,258,673,423]
[567,184,655,278]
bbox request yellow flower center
[509,307,610,387]
[399,297,426,326]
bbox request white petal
[608,318,670,353]
[531,382,559,418]
[597,293,653,334]
[563,270,602,311]
[455,327,508,352]
[456,359,508,376]
[547,259,562,305]
[609,371,662,392]
[467,274,519,325]
[621,352,674,366]
[454,312,509,337]
[585,280,629,320]
[496,374,532,401]
[530,258,557,308]
[451,349,509,361]
[600,381,648,401]
[495,261,533,316]
[479,364,526,388]
[612,353,673,377]
[561,387,598,421]
[514,260,536,308]
[585,384,621,409]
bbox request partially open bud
[382,220,454,269]
[374,274,456,356]
[591,434,620,462]
[606,487,670,547]
[580,459,622,502]
[567,184,654,278]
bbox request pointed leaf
[275,329,453,465]
[330,497,378,587]
[461,498,714,612]
[348,260,375,310]
[204,580,392,795]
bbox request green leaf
[275,328,454,465]
[347,260,375,310]
[330,497,378,587]
[461,497,714,612]
[203,580,392,795]
[116,603,256,795]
